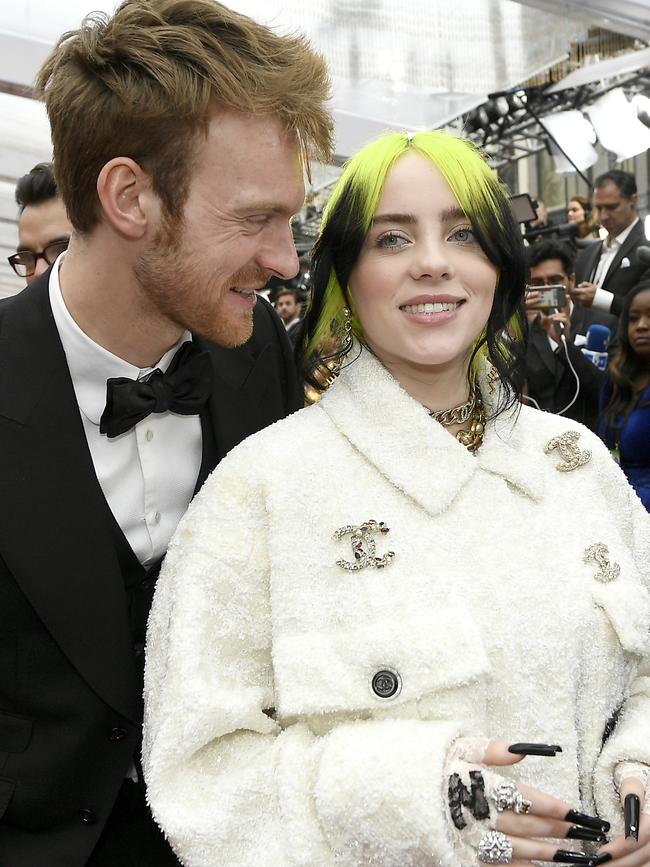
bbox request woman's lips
[398,296,464,325]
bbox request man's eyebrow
[238,202,299,217]
[16,235,70,252]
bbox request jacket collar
[319,346,544,516]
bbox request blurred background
[3,0,650,296]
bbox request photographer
[523,240,616,430]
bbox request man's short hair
[36,0,333,233]
[594,169,637,199]
[275,287,299,303]
[15,162,59,213]
[526,240,574,276]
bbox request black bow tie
[100,341,213,438]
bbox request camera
[525,284,567,311]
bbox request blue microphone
[582,324,611,370]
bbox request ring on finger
[492,781,532,815]
[477,830,513,864]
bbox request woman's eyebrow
[372,212,417,226]
[439,206,467,222]
[372,207,467,226]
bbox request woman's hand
[450,738,612,865]
[593,777,650,865]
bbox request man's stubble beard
[134,217,267,348]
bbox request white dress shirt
[592,217,639,312]
[49,255,203,567]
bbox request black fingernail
[564,810,610,834]
[566,826,608,842]
[624,792,640,841]
[591,855,612,865]
[552,851,596,864]
[508,742,563,756]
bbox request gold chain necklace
[428,393,476,426]
[428,388,486,454]
[456,390,486,453]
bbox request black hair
[602,280,650,437]
[594,170,637,199]
[15,163,59,213]
[526,240,574,276]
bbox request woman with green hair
[143,131,650,867]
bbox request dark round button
[133,643,144,658]
[371,669,401,699]
[108,726,128,742]
[78,808,97,825]
[139,577,152,591]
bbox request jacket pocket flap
[592,579,650,656]
[0,710,33,753]
[274,608,491,717]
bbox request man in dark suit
[524,240,617,431]
[571,169,650,317]
[0,2,332,866]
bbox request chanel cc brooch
[333,520,395,571]
[544,431,591,472]
[583,543,620,583]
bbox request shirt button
[78,808,97,825]
[145,429,154,442]
[371,668,401,699]
[108,726,128,742]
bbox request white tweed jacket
[143,347,650,867]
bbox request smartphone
[525,284,566,310]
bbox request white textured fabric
[143,347,650,866]
[49,256,202,566]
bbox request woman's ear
[96,157,158,240]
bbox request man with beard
[0,2,331,866]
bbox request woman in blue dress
[599,281,650,510]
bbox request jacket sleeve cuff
[303,718,465,866]
[593,687,650,837]
[593,288,614,312]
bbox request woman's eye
[449,226,476,244]
[378,232,407,249]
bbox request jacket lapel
[602,221,644,290]
[195,320,279,463]
[582,240,603,284]
[529,320,558,378]
[0,279,139,722]
[318,347,542,517]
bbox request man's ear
[631,192,639,211]
[96,157,158,240]
[569,272,576,290]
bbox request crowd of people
[518,169,650,509]
[1,1,649,866]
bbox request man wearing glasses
[9,162,71,285]
[523,239,616,430]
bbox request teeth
[401,302,459,314]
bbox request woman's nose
[411,237,455,281]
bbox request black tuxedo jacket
[524,304,617,431]
[573,220,650,316]
[0,273,302,866]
